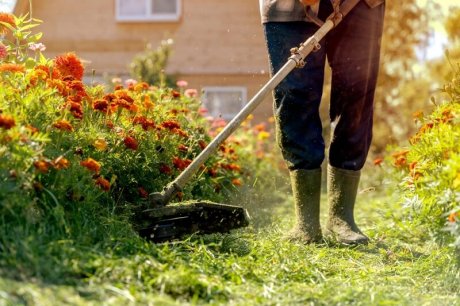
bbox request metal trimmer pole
[150,0,360,207]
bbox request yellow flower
[453,172,460,190]
[93,138,108,151]
[257,131,270,141]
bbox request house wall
[16,0,276,121]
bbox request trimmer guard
[135,202,250,242]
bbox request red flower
[95,177,110,191]
[54,53,84,80]
[159,163,172,175]
[34,160,50,173]
[138,187,149,199]
[0,114,15,129]
[133,116,155,130]
[373,158,383,166]
[53,119,74,131]
[93,99,109,112]
[208,168,218,177]
[124,136,138,150]
[80,158,101,173]
[52,157,70,170]
[69,101,83,119]
[232,178,242,186]
[198,140,207,150]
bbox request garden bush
[389,62,460,248]
[0,14,287,280]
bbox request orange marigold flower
[80,158,101,173]
[95,176,110,191]
[52,157,70,170]
[0,63,25,73]
[174,128,189,138]
[54,53,84,80]
[221,163,241,172]
[0,13,16,34]
[231,178,242,186]
[161,120,181,130]
[138,187,149,199]
[93,138,108,151]
[134,82,149,92]
[373,158,383,166]
[412,110,424,121]
[171,90,181,98]
[115,90,134,103]
[448,212,459,223]
[143,95,154,109]
[391,149,410,159]
[394,156,407,168]
[0,114,15,129]
[178,144,188,152]
[34,160,50,173]
[254,123,266,132]
[172,156,192,170]
[124,136,138,150]
[26,125,39,134]
[53,119,74,131]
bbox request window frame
[115,0,181,22]
[202,86,247,120]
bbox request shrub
[129,39,175,87]
[389,63,460,248]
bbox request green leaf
[25,57,36,69]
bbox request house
[13,0,274,121]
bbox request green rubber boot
[326,165,369,245]
[286,168,322,243]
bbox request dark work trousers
[263,0,385,171]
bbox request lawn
[1,185,458,306]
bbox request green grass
[0,183,459,306]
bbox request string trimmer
[134,0,362,242]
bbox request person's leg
[264,21,327,171]
[264,21,326,243]
[325,1,385,244]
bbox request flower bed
[0,14,288,278]
[388,68,460,248]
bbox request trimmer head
[134,202,250,242]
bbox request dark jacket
[260,0,384,23]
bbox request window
[116,0,181,22]
[202,87,247,120]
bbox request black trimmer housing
[134,202,250,243]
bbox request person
[259,0,385,244]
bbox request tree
[372,0,434,153]
[129,39,175,87]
